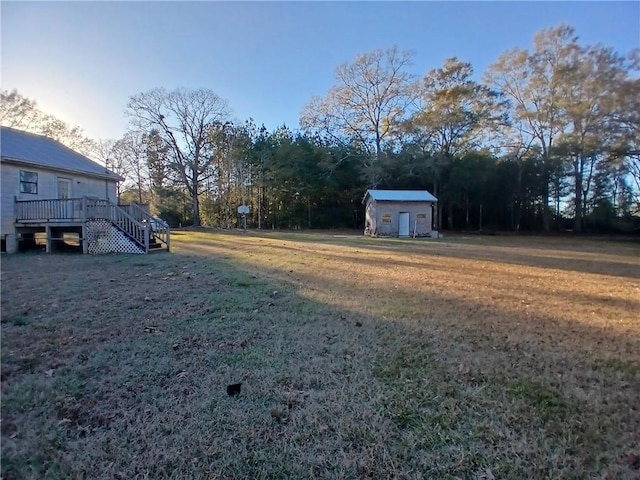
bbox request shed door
[398,212,410,236]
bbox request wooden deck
[14,197,169,254]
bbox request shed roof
[0,127,123,181]
[364,189,437,203]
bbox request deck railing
[15,198,85,222]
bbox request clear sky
[2,1,639,141]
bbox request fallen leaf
[458,363,471,375]
[57,418,72,426]
[45,369,55,377]
[172,343,180,350]
[627,454,640,470]
[270,407,285,422]
[177,371,188,379]
[144,296,151,302]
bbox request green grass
[5,314,29,326]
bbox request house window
[57,178,71,199]
[20,171,38,194]
[381,212,392,224]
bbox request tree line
[2,25,638,233]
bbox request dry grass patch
[1,232,639,479]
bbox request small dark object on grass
[355,321,363,327]
[627,453,640,470]
[270,407,285,423]
[227,383,242,396]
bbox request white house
[363,189,438,238]
[1,127,169,254]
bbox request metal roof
[364,189,438,203]
[0,127,123,181]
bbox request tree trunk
[465,192,470,229]
[514,161,523,232]
[542,164,550,232]
[433,179,441,231]
[573,154,582,232]
[192,178,201,226]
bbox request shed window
[416,213,427,224]
[20,171,38,194]
[381,212,392,224]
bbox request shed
[363,189,438,238]
[1,127,169,254]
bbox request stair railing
[122,202,170,251]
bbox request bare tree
[613,53,640,214]
[127,88,231,226]
[410,57,503,229]
[107,132,149,204]
[93,139,131,201]
[554,44,635,230]
[485,26,579,231]
[300,46,416,186]
[1,89,96,156]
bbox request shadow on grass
[1,243,638,480]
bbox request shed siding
[365,199,433,237]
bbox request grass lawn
[1,230,639,479]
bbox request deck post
[6,234,17,254]
[45,226,52,253]
[166,226,170,252]
[81,224,88,254]
[144,225,150,254]
[81,197,89,254]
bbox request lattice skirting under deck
[87,220,144,254]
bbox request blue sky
[2,1,639,141]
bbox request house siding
[1,162,118,249]
[365,199,434,237]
